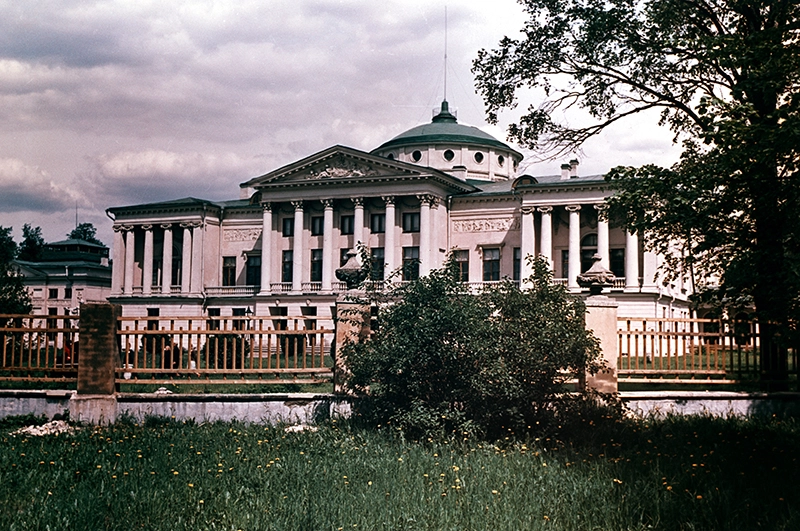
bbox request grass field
[0,413,797,530]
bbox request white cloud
[0,158,80,212]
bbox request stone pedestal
[333,299,371,394]
[69,394,118,425]
[584,295,618,394]
[77,303,122,395]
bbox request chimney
[560,163,571,180]
[569,159,579,178]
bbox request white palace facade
[107,102,691,321]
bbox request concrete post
[584,295,619,394]
[333,298,371,394]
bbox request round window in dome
[386,153,394,160]
[498,155,505,167]
[412,150,422,162]
[474,152,484,164]
[443,149,455,161]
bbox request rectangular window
[171,258,182,287]
[281,250,293,283]
[402,246,419,281]
[222,256,236,286]
[340,215,354,235]
[49,288,58,299]
[282,217,294,237]
[513,247,521,281]
[246,256,261,286]
[610,248,625,278]
[207,308,220,331]
[482,248,501,281]
[370,247,385,281]
[152,258,162,287]
[310,249,323,282]
[402,212,420,233]
[453,250,469,282]
[311,216,324,236]
[340,248,351,267]
[370,213,385,233]
[232,307,247,331]
[147,308,159,331]
[561,250,569,279]
[64,287,73,300]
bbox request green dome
[372,101,522,158]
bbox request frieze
[452,218,520,233]
[304,156,380,179]
[223,228,262,242]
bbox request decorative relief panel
[223,228,262,242]
[452,218,519,233]
[303,156,380,179]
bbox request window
[49,288,58,299]
[412,150,422,162]
[513,247,521,281]
[474,152,484,163]
[453,250,469,282]
[444,149,455,161]
[580,234,598,273]
[482,248,501,281]
[370,247,385,281]
[340,215,354,235]
[402,212,420,233]
[246,256,261,286]
[282,217,294,237]
[610,248,625,278]
[171,257,182,287]
[147,308,159,331]
[207,308,220,331]
[340,248,351,267]
[310,249,323,282]
[281,250,293,283]
[64,287,72,300]
[561,250,569,279]
[232,308,247,331]
[370,213,385,233]
[402,246,419,281]
[498,155,505,167]
[222,256,236,286]
[152,258,162,287]
[311,216,324,236]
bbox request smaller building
[14,239,112,317]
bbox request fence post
[333,298,371,394]
[69,302,121,424]
[584,295,619,394]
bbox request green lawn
[0,414,797,530]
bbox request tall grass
[0,414,797,530]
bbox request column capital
[179,221,194,229]
[565,204,582,212]
[520,206,535,215]
[261,202,272,213]
[382,195,395,206]
[537,206,553,214]
[113,225,129,233]
[291,200,304,211]
[159,223,172,230]
[141,224,153,231]
[417,194,436,206]
[352,197,364,207]
[593,203,609,213]
[321,199,334,209]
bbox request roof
[371,101,523,159]
[48,238,107,249]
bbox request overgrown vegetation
[341,257,607,440]
[0,415,797,530]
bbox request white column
[124,227,135,295]
[430,197,441,269]
[595,204,610,270]
[181,223,192,294]
[190,222,203,294]
[353,198,364,246]
[538,206,553,269]
[418,194,432,276]
[383,196,396,280]
[142,225,154,296]
[625,230,640,290]
[112,226,125,295]
[520,206,535,283]
[260,203,272,293]
[160,224,172,295]
[321,199,334,291]
[567,205,581,290]
[292,201,304,292]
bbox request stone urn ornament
[335,249,368,290]
[577,253,615,296]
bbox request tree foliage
[473,1,800,385]
[341,257,603,440]
[0,226,32,315]
[17,224,44,262]
[68,222,104,246]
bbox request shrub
[341,257,604,440]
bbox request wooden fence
[0,314,79,383]
[116,315,335,385]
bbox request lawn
[0,414,797,530]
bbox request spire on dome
[432,100,458,123]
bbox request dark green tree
[473,0,800,387]
[17,223,44,262]
[0,226,32,315]
[68,222,104,246]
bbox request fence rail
[116,315,334,385]
[0,314,79,383]
[617,317,789,384]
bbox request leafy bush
[341,257,605,440]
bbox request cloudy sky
[0,0,680,248]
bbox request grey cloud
[0,158,80,212]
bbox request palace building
[106,101,690,321]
